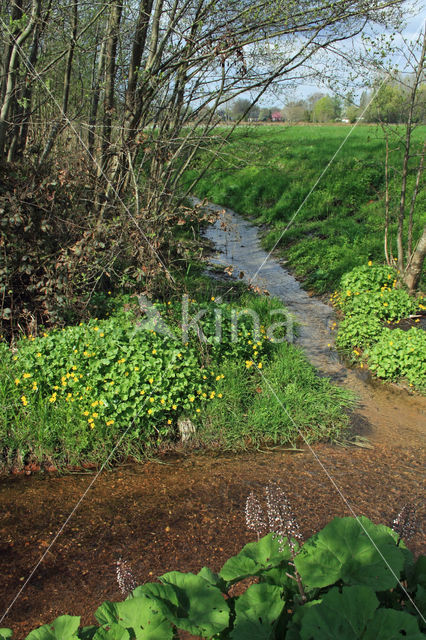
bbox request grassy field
[186,124,426,293]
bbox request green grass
[186,124,426,293]
[0,292,354,470]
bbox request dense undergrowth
[186,125,425,294]
[333,264,425,391]
[0,289,353,471]
[1,513,424,639]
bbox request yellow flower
[167,419,172,424]
[389,341,393,346]
[196,408,200,413]
[148,377,154,384]
[203,375,207,380]
[210,391,215,399]
[88,418,94,424]
[218,393,223,398]
[106,420,114,426]
[15,378,20,385]
[160,398,165,405]
[346,290,351,296]
[245,360,254,368]
[23,373,31,379]
[149,397,155,403]
[202,392,207,398]
[108,291,111,295]
[91,401,99,407]
[110,381,114,385]
[32,382,38,390]
[148,408,153,415]
[94,326,99,331]
[36,352,42,358]
[368,260,372,266]
[383,302,388,307]
[72,365,77,371]
[177,353,182,358]
[216,375,221,381]
[211,296,215,301]
[49,395,56,403]
[21,395,28,406]
[134,366,139,371]
[189,395,195,402]
[83,410,89,416]
[257,362,262,369]
[92,412,99,418]
[140,390,145,395]
[152,349,157,355]
[172,404,177,410]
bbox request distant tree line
[225,78,425,124]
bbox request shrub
[366,328,426,390]
[335,314,384,351]
[340,263,396,293]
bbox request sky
[260,2,425,107]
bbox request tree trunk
[404,227,426,293]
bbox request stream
[0,201,424,637]
[201,200,425,449]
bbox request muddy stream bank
[0,202,424,637]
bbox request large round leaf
[159,571,229,637]
[95,598,173,640]
[230,583,285,640]
[295,516,404,590]
[299,586,378,639]
[220,533,289,584]
[26,616,80,640]
[363,609,424,640]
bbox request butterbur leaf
[197,567,227,592]
[295,516,404,590]
[95,598,173,640]
[363,609,424,639]
[230,583,285,640]
[92,624,130,640]
[220,533,289,584]
[158,571,229,637]
[26,616,81,640]
[299,586,378,639]
[0,630,12,640]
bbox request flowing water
[201,200,425,448]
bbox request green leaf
[92,624,130,640]
[220,533,289,584]
[299,586,379,639]
[159,571,229,637]
[26,616,81,640]
[78,626,97,640]
[363,609,424,639]
[295,516,404,590]
[0,630,13,640]
[95,598,173,640]
[230,583,285,640]
[197,566,227,592]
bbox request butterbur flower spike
[245,491,267,539]
[116,558,137,596]
[265,483,302,547]
[391,503,418,545]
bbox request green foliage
[335,314,384,350]
[6,517,424,640]
[334,263,424,390]
[366,328,426,389]
[1,294,353,467]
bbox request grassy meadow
[186,124,426,293]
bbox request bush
[4,514,424,639]
[366,328,426,389]
[336,314,384,351]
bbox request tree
[379,29,426,292]
[312,95,337,122]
